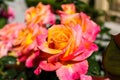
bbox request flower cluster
[0,2,100,80]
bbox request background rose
[13,24,47,67]
[58,4,100,42]
[0,23,25,58]
[25,2,56,26]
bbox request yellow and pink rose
[25,2,56,26]
[0,23,25,58]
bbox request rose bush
[34,3,100,80]
[0,2,100,80]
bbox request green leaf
[100,27,110,34]
[5,0,14,1]
[0,56,16,66]
[16,72,27,80]
[0,18,7,28]
[87,54,101,76]
[103,35,120,76]
[4,69,17,79]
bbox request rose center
[48,31,69,50]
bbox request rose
[38,24,98,61]
[13,24,47,65]
[35,24,98,80]
[58,4,100,42]
[58,4,76,14]
[0,23,25,58]
[25,2,56,26]
[7,7,15,22]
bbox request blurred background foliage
[0,0,112,80]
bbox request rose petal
[34,65,41,75]
[61,4,76,14]
[38,42,62,54]
[79,12,100,42]
[80,74,92,80]
[39,61,62,71]
[72,24,82,47]
[37,32,62,54]
[56,60,88,80]
[73,41,98,61]
[25,51,40,67]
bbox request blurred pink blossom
[11,3,101,80]
[0,23,25,58]
[0,7,14,22]
[25,2,56,26]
